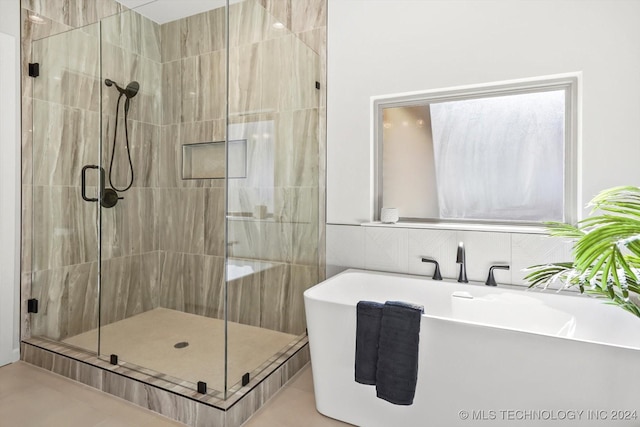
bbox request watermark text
[458,409,638,422]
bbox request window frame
[372,73,580,227]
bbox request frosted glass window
[430,90,565,222]
[380,88,569,224]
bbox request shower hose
[109,93,135,192]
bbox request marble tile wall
[30,261,99,342]
[156,5,228,330]
[97,5,164,332]
[21,0,124,29]
[157,4,231,324]
[156,0,327,337]
[100,252,161,325]
[22,0,163,341]
[158,252,225,318]
[225,1,324,336]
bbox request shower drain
[174,341,189,349]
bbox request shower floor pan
[63,307,296,392]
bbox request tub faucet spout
[456,242,468,283]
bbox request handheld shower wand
[105,79,139,113]
[104,78,140,193]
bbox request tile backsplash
[327,224,574,286]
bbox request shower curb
[21,336,310,427]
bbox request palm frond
[526,186,640,318]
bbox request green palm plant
[525,186,640,318]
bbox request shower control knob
[101,188,124,208]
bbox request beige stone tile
[0,382,100,426]
[243,382,349,427]
[291,0,326,33]
[229,43,262,115]
[296,27,326,57]
[1,363,346,427]
[95,407,184,427]
[274,109,320,188]
[0,363,184,427]
[258,0,292,30]
[288,364,314,393]
[13,364,100,402]
[158,188,205,254]
[94,417,141,427]
[32,101,100,187]
[158,252,224,317]
[161,60,181,126]
[160,19,180,63]
[97,414,183,427]
[204,188,226,257]
[0,364,40,399]
[229,0,284,48]
[68,0,123,28]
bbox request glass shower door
[94,7,170,378]
[96,4,229,396]
[225,0,322,394]
[29,23,102,353]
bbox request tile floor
[0,361,351,427]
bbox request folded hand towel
[375,301,424,405]
[355,301,385,385]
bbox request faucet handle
[421,257,442,280]
[485,264,510,286]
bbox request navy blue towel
[375,301,424,405]
[355,301,385,385]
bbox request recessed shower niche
[182,140,247,180]
[22,0,325,425]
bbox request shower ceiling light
[272,22,285,29]
[28,13,45,24]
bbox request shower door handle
[81,165,105,203]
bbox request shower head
[124,81,140,98]
[105,79,140,99]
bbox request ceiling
[115,0,241,24]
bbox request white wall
[0,0,21,365]
[325,0,640,283]
[327,0,640,224]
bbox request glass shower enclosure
[28,0,322,399]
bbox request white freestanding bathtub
[304,269,640,427]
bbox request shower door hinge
[110,354,118,365]
[242,373,250,386]
[28,63,40,78]
[27,298,38,313]
[197,381,207,394]
[315,81,320,90]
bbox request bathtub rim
[304,268,640,352]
